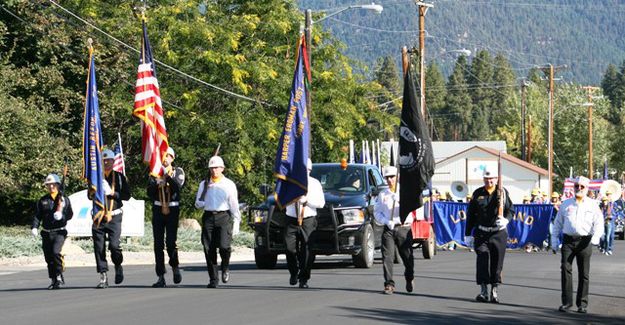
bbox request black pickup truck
[248,163,388,269]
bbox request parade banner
[81,47,106,220]
[506,204,554,248]
[433,201,469,246]
[273,35,310,209]
[433,201,554,248]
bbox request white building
[432,146,548,203]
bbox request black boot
[114,265,124,284]
[152,275,166,288]
[172,267,182,284]
[47,278,57,290]
[476,284,489,302]
[96,272,109,289]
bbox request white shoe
[607,251,613,256]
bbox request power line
[46,0,273,107]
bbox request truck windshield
[311,166,365,193]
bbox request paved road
[1,242,624,324]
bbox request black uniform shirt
[147,167,185,204]
[32,193,73,230]
[89,170,131,211]
[466,186,514,236]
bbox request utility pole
[527,115,532,162]
[416,1,433,120]
[582,86,600,179]
[540,64,567,195]
[520,80,529,161]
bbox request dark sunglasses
[574,184,586,189]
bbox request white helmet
[383,166,397,177]
[102,149,115,160]
[44,173,61,185]
[482,166,498,178]
[166,147,175,159]
[208,156,225,168]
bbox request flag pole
[117,132,126,176]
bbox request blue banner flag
[274,36,310,209]
[433,202,469,246]
[81,49,106,221]
[433,202,554,248]
[507,203,554,249]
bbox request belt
[154,201,179,207]
[110,208,123,216]
[42,227,66,232]
[478,225,500,232]
[204,210,228,215]
[564,234,591,240]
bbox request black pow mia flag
[399,66,435,223]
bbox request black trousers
[382,225,414,286]
[284,216,317,281]
[42,230,67,279]
[201,211,232,281]
[474,228,507,284]
[92,214,123,273]
[152,206,180,276]
[561,234,592,308]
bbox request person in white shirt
[551,176,603,314]
[195,156,240,288]
[284,159,325,289]
[374,166,415,295]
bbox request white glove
[298,195,308,204]
[495,218,509,229]
[156,178,166,186]
[53,211,63,221]
[464,236,474,248]
[31,228,38,238]
[102,181,113,196]
[232,221,240,236]
[391,193,399,202]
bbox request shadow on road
[334,306,625,325]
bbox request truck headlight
[340,209,365,225]
[250,209,269,224]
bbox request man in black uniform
[466,166,514,303]
[31,174,74,289]
[90,149,131,288]
[148,147,185,287]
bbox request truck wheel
[422,225,436,259]
[254,248,278,269]
[353,224,374,268]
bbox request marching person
[374,166,415,295]
[599,191,615,256]
[90,149,131,289]
[195,155,240,288]
[31,174,74,289]
[466,166,514,303]
[551,176,603,313]
[148,147,185,287]
[284,159,325,289]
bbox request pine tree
[425,62,447,140]
[466,50,494,140]
[445,55,473,140]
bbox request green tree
[466,50,493,140]
[445,55,472,140]
[425,62,447,140]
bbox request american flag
[112,136,126,176]
[132,20,168,177]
